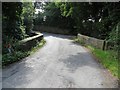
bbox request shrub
[2,51,28,66]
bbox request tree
[2,2,25,54]
[35,2,120,40]
[57,2,120,39]
[35,2,76,34]
[22,2,35,35]
[2,2,25,40]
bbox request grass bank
[74,37,118,78]
[2,39,46,67]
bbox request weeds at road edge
[74,37,118,78]
[2,39,46,67]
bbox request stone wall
[77,34,106,50]
[34,25,70,35]
[16,32,43,51]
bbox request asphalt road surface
[2,33,117,88]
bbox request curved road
[2,33,117,88]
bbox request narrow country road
[2,33,117,88]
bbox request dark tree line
[35,2,120,39]
[34,2,120,51]
[2,2,120,54]
[2,2,35,54]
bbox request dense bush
[2,2,45,66]
[2,39,46,66]
[2,2,25,40]
[36,2,120,40]
[2,51,28,66]
[108,22,120,54]
[2,2,35,54]
[22,2,35,35]
[34,2,75,32]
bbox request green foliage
[2,51,29,66]
[2,2,25,40]
[35,2,75,32]
[75,37,118,77]
[34,12,44,25]
[2,2,25,54]
[88,46,118,77]
[2,2,46,66]
[43,2,63,26]
[2,2,35,54]
[108,22,120,53]
[39,2,120,52]
[44,2,120,40]
[34,2,120,40]
[73,37,85,46]
[2,39,46,66]
[22,2,35,35]
[29,39,46,54]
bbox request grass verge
[87,45,118,77]
[74,37,118,78]
[2,39,46,67]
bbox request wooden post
[102,40,106,50]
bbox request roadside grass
[2,39,46,67]
[28,39,46,55]
[87,46,118,77]
[74,37,118,78]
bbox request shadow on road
[59,52,101,73]
[43,32,74,39]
